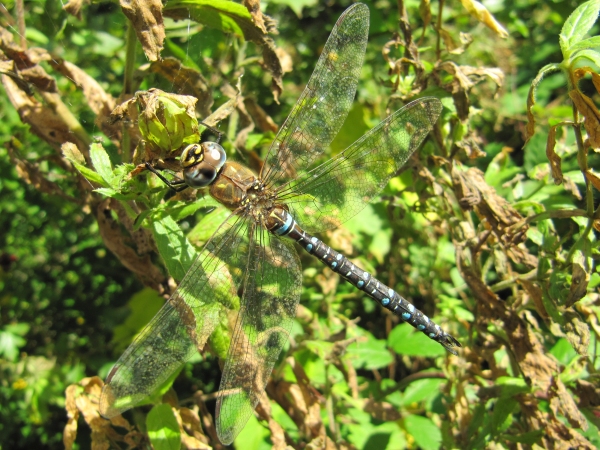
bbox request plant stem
[121,21,138,163]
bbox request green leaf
[491,397,517,435]
[111,288,165,352]
[404,415,442,450]
[151,215,198,281]
[569,36,600,55]
[572,48,600,68]
[63,144,107,186]
[0,323,30,361]
[495,377,530,398]
[165,0,249,37]
[347,334,393,370]
[400,377,445,406]
[388,324,447,357]
[89,143,114,185]
[267,0,320,17]
[146,404,181,450]
[560,0,600,54]
[187,205,231,245]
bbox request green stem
[121,22,138,163]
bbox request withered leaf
[244,97,278,133]
[64,0,86,20]
[459,0,509,38]
[566,251,590,308]
[561,310,590,355]
[586,168,600,191]
[243,0,267,34]
[145,57,213,117]
[2,75,88,151]
[569,89,600,149]
[121,0,165,62]
[546,124,563,184]
[549,376,588,429]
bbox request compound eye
[181,142,227,188]
[204,142,227,167]
[184,166,217,188]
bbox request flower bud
[136,89,200,155]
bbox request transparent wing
[260,3,369,189]
[215,225,302,445]
[99,215,246,418]
[278,98,443,233]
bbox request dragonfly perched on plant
[99,2,460,444]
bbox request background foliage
[1,0,599,449]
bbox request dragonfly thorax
[208,160,277,217]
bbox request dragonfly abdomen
[266,206,461,355]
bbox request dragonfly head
[181,142,227,188]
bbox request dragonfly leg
[145,162,189,192]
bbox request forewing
[260,3,369,188]
[280,98,443,233]
[99,215,245,418]
[215,226,302,445]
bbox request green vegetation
[1,0,599,449]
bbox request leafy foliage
[1,0,599,449]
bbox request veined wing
[215,224,302,445]
[278,97,442,233]
[99,215,246,418]
[260,3,369,189]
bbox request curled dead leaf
[145,57,213,117]
[459,0,509,38]
[243,0,267,34]
[63,0,86,20]
[546,125,563,184]
[120,0,165,61]
[244,97,278,133]
[569,89,600,149]
[586,168,600,191]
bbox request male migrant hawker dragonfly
[100,2,460,444]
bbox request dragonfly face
[100,3,459,445]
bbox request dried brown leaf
[275,47,293,74]
[64,0,86,20]
[244,97,278,133]
[520,279,549,320]
[562,311,590,355]
[566,251,590,308]
[364,399,401,421]
[255,392,287,450]
[452,167,527,245]
[419,0,432,32]
[121,0,165,61]
[459,0,509,38]
[97,199,167,290]
[145,57,213,117]
[439,28,460,54]
[288,357,325,440]
[575,380,600,408]
[546,124,563,184]
[592,71,600,95]
[2,75,88,151]
[243,0,267,34]
[49,58,118,139]
[549,376,588,429]
[586,168,600,191]
[63,385,80,450]
[569,89,600,149]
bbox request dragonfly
[99,3,460,444]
